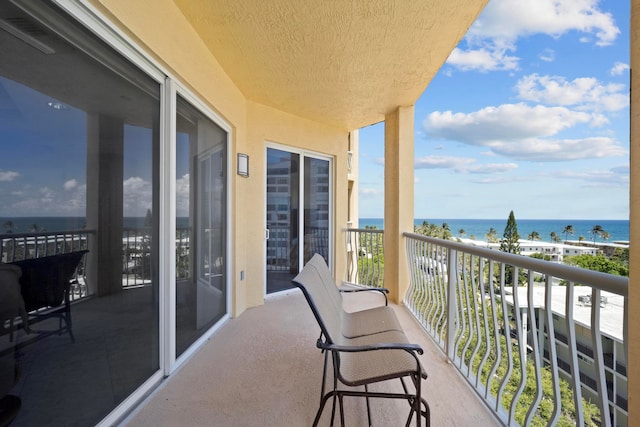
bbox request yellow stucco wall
[384,106,414,303]
[89,0,349,316]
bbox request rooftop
[504,284,624,341]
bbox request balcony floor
[123,290,500,426]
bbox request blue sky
[358,0,630,220]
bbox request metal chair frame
[293,254,430,426]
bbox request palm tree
[550,231,560,243]
[528,230,540,241]
[441,223,451,240]
[590,224,606,243]
[458,228,465,238]
[578,235,585,243]
[562,225,574,242]
[485,227,498,243]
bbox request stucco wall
[88,0,349,316]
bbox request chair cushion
[342,306,403,339]
[337,330,424,386]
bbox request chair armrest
[339,282,389,306]
[317,339,423,356]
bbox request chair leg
[321,350,328,405]
[329,355,338,426]
[313,390,336,427]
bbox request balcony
[123,289,499,426]
[1,227,628,426]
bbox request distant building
[466,239,600,263]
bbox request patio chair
[10,250,88,344]
[0,264,25,426]
[293,254,430,426]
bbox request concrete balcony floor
[123,289,500,426]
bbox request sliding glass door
[175,96,227,357]
[266,147,331,294]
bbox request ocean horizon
[1,216,630,243]
[359,218,630,243]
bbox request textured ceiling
[173,0,487,130]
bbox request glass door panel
[304,157,330,265]
[266,148,299,293]
[176,96,227,357]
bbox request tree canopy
[562,224,574,242]
[565,254,628,277]
[500,211,520,254]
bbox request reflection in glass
[0,2,159,425]
[266,148,299,293]
[304,157,330,265]
[175,96,227,357]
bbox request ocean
[1,216,630,243]
[359,218,630,243]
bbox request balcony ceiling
[173,0,487,130]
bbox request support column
[384,106,414,303]
[629,0,639,420]
[86,114,125,296]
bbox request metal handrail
[402,232,628,426]
[403,232,628,296]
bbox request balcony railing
[1,229,93,300]
[1,226,192,294]
[344,227,384,287]
[403,232,628,427]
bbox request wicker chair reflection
[292,254,430,427]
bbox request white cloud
[558,166,629,186]
[416,155,517,174]
[538,48,555,62]
[424,103,593,144]
[123,176,152,216]
[423,103,626,162]
[64,179,78,190]
[447,43,519,72]
[516,74,628,112]
[468,0,619,45]
[39,187,54,201]
[489,137,626,161]
[448,0,619,71]
[610,61,630,76]
[176,173,190,217]
[0,170,19,181]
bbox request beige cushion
[337,330,424,386]
[342,306,402,338]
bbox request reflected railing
[403,232,628,427]
[267,225,329,271]
[1,226,192,295]
[1,229,93,300]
